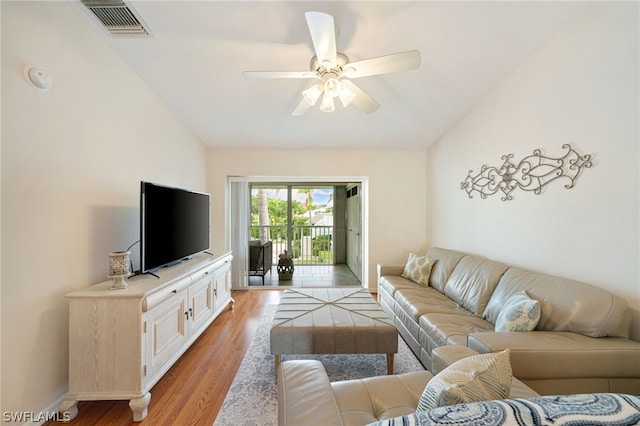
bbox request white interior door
[346,185,362,280]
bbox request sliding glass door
[250,184,335,265]
[227,176,367,289]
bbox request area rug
[214,305,425,426]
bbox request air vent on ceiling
[81,0,150,36]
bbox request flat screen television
[140,181,210,273]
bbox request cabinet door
[212,263,230,308]
[144,290,188,378]
[189,273,214,333]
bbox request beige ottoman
[270,288,398,377]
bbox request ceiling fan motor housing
[310,52,353,79]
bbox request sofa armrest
[278,360,343,426]
[431,345,479,375]
[377,264,404,278]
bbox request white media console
[60,251,233,421]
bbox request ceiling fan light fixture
[303,84,324,106]
[323,77,341,98]
[338,82,356,107]
[320,92,335,112]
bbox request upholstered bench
[270,288,398,376]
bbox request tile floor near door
[248,264,361,287]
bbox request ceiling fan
[243,11,421,115]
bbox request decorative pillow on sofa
[416,349,512,412]
[495,291,540,332]
[401,253,436,287]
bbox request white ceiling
[79,1,586,150]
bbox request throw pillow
[400,253,436,287]
[416,349,512,412]
[495,291,541,332]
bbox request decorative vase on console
[108,250,131,289]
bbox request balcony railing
[250,225,333,265]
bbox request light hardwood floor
[48,290,283,426]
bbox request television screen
[140,181,210,273]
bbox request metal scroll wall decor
[461,144,592,201]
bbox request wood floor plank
[49,290,283,426]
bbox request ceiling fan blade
[291,98,312,116]
[305,11,338,68]
[243,71,317,79]
[342,80,379,113]
[344,50,421,78]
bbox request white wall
[208,149,428,290]
[426,2,639,340]
[0,1,3,413]
[1,1,207,419]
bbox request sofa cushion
[395,286,474,323]
[416,349,512,411]
[332,370,433,425]
[484,268,631,338]
[444,255,509,316]
[495,290,540,332]
[379,275,422,298]
[425,247,466,293]
[401,253,436,287]
[418,313,494,349]
[467,331,640,382]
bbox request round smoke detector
[24,66,53,91]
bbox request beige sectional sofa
[378,247,640,396]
